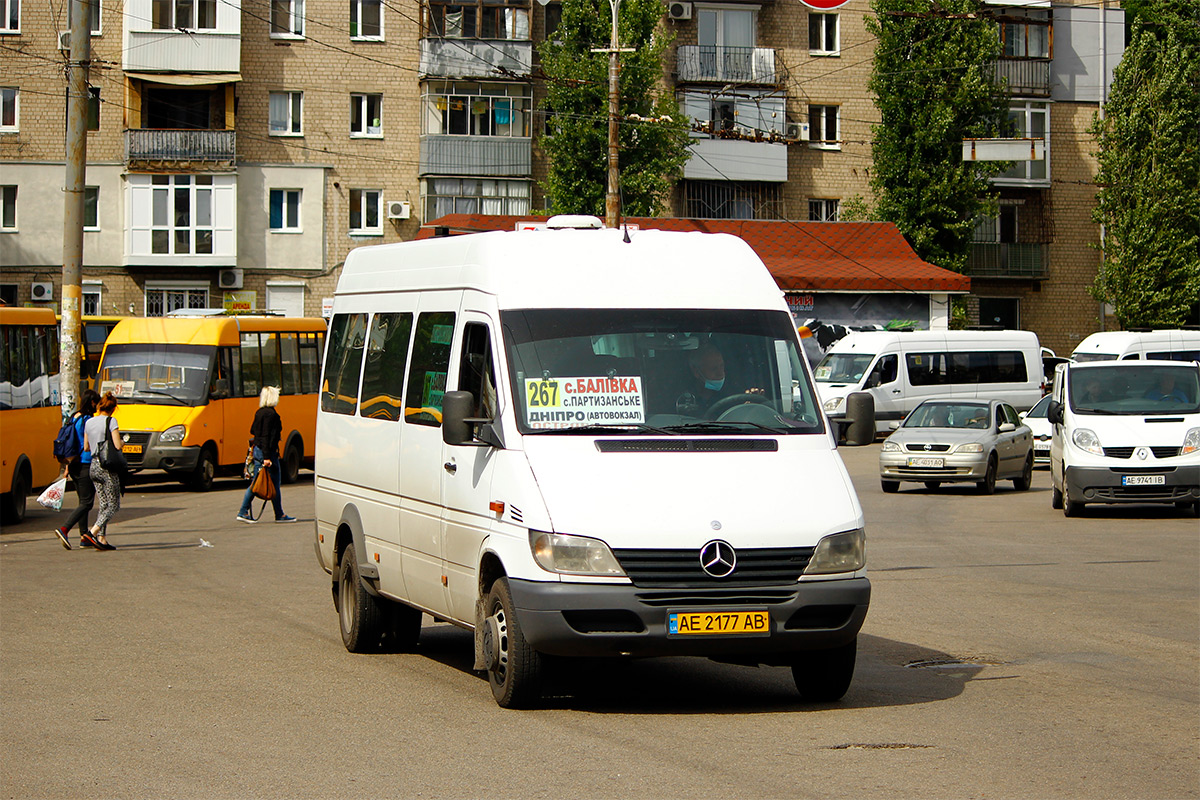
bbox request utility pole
[60,0,90,417]
[592,0,633,228]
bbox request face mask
[704,378,725,391]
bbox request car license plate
[1034,444,1050,452]
[1122,475,1165,486]
[122,444,142,454]
[907,456,944,468]
[668,609,769,636]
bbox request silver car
[879,399,1035,494]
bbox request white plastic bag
[37,478,68,511]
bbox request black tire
[337,545,387,653]
[924,481,940,491]
[1051,484,1063,509]
[189,447,216,491]
[1,467,29,524]
[281,440,302,485]
[792,637,857,702]
[880,480,900,494]
[1174,501,1200,518]
[483,578,543,709]
[977,455,997,495]
[1013,453,1034,491]
[1063,492,1084,517]
[381,600,423,653]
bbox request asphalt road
[1,446,1197,800]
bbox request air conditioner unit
[31,282,54,301]
[668,1,692,20]
[386,200,411,220]
[786,122,810,140]
[58,31,71,50]
[218,268,244,290]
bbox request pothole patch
[905,656,1007,669]
[826,743,934,751]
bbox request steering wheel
[705,392,772,419]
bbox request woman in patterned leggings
[82,392,122,551]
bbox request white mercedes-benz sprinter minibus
[814,330,1044,436]
[1070,329,1200,363]
[314,219,871,707]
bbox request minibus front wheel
[189,447,216,491]
[483,578,544,709]
[792,637,856,702]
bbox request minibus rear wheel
[281,441,302,484]
[1,466,28,524]
[338,545,386,653]
[792,637,856,702]
[483,578,543,709]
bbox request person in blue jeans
[53,389,100,549]
[236,386,296,523]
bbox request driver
[677,343,762,415]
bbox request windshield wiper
[1075,406,1119,415]
[531,423,676,436]
[136,388,188,405]
[662,420,782,434]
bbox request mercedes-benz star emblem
[699,539,736,578]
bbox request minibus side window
[865,354,897,387]
[906,352,948,386]
[457,322,497,421]
[240,332,263,397]
[261,333,282,390]
[405,312,455,427]
[360,313,413,421]
[321,313,367,415]
[279,333,300,395]
[299,332,323,393]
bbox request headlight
[1072,428,1103,455]
[823,396,844,412]
[881,440,901,452]
[955,442,984,453]
[804,529,865,575]
[530,531,626,576]
[159,425,186,444]
[1183,428,1200,455]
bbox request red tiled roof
[417,215,970,293]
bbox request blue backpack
[53,415,82,460]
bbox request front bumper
[879,451,989,483]
[1064,464,1200,505]
[507,577,870,662]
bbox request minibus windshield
[97,344,214,405]
[813,353,875,383]
[1069,364,1200,415]
[501,309,824,435]
[1071,353,1118,363]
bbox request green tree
[540,0,690,217]
[866,0,1010,272]
[1090,0,1200,327]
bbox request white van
[1070,329,1200,363]
[814,330,1044,435]
[314,219,871,708]
[1046,360,1200,517]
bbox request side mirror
[998,422,1016,433]
[210,378,229,400]
[842,391,876,446]
[887,420,900,431]
[1047,400,1064,425]
[442,390,502,448]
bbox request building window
[67,0,101,34]
[425,0,530,39]
[1000,9,1050,58]
[87,87,100,130]
[998,102,1049,183]
[269,188,301,231]
[1,88,17,131]
[349,189,382,234]
[808,198,839,222]
[152,0,216,29]
[84,186,99,229]
[683,181,782,220]
[808,104,839,148]
[422,82,531,137]
[1,185,15,229]
[270,0,304,36]
[422,178,530,222]
[544,1,561,40]
[1,0,18,32]
[809,13,838,56]
[350,0,381,38]
[82,283,101,315]
[269,91,303,136]
[0,284,18,304]
[350,93,382,137]
[149,175,214,255]
[145,285,209,317]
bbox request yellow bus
[96,315,326,490]
[1,307,63,523]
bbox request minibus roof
[336,228,785,310]
[0,306,58,325]
[1071,329,1197,357]
[825,329,1040,352]
[104,315,326,347]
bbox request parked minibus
[0,307,62,523]
[814,330,1044,436]
[1070,329,1200,363]
[96,314,326,489]
[315,217,872,708]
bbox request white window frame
[82,280,102,315]
[421,178,530,223]
[808,104,840,149]
[696,5,757,49]
[808,198,839,222]
[270,0,304,38]
[996,101,1050,185]
[0,185,15,230]
[269,188,302,232]
[1,0,18,33]
[67,0,102,34]
[144,282,210,317]
[146,175,216,255]
[350,0,382,39]
[1,87,18,131]
[269,91,303,136]
[349,189,382,235]
[84,186,100,230]
[152,0,216,30]
[809,12,838,56]
[350,93,383,137]
[421,82,532,138]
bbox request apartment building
[0,0,1121,354]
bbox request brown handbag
[251,462,276,502]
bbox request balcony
[419,39,532,79]
[125,130,236,166]
[684,138,787,182]
[419,135,531,177]
[124,30,240,73]
[676,46,778,85]
[993,58,1051,97]
[967,243,1049,279]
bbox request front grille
[905,443,951,452]
[122,432,152,467]
[612,547,813,588]
[596,439,777,453]
[1093,486,1193,501]
[1152,447,1181,459]
[1103,446,1184,460]
[635,588,798,607]
[892,467,972,476]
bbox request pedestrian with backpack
[82,392,123,550]
[53,389,100,549]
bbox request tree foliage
[539,0,691,217]
[866,0,1010,272]
[1089,0,1200,327]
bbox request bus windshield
[813,353,875,383]
[97,344,214,405]
[1069,364,1200,415]
[501,308,824,435]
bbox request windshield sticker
[814,365,831,380]
[99,380,136,397]
[524,376,645,429]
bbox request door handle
[444,461,457,474]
